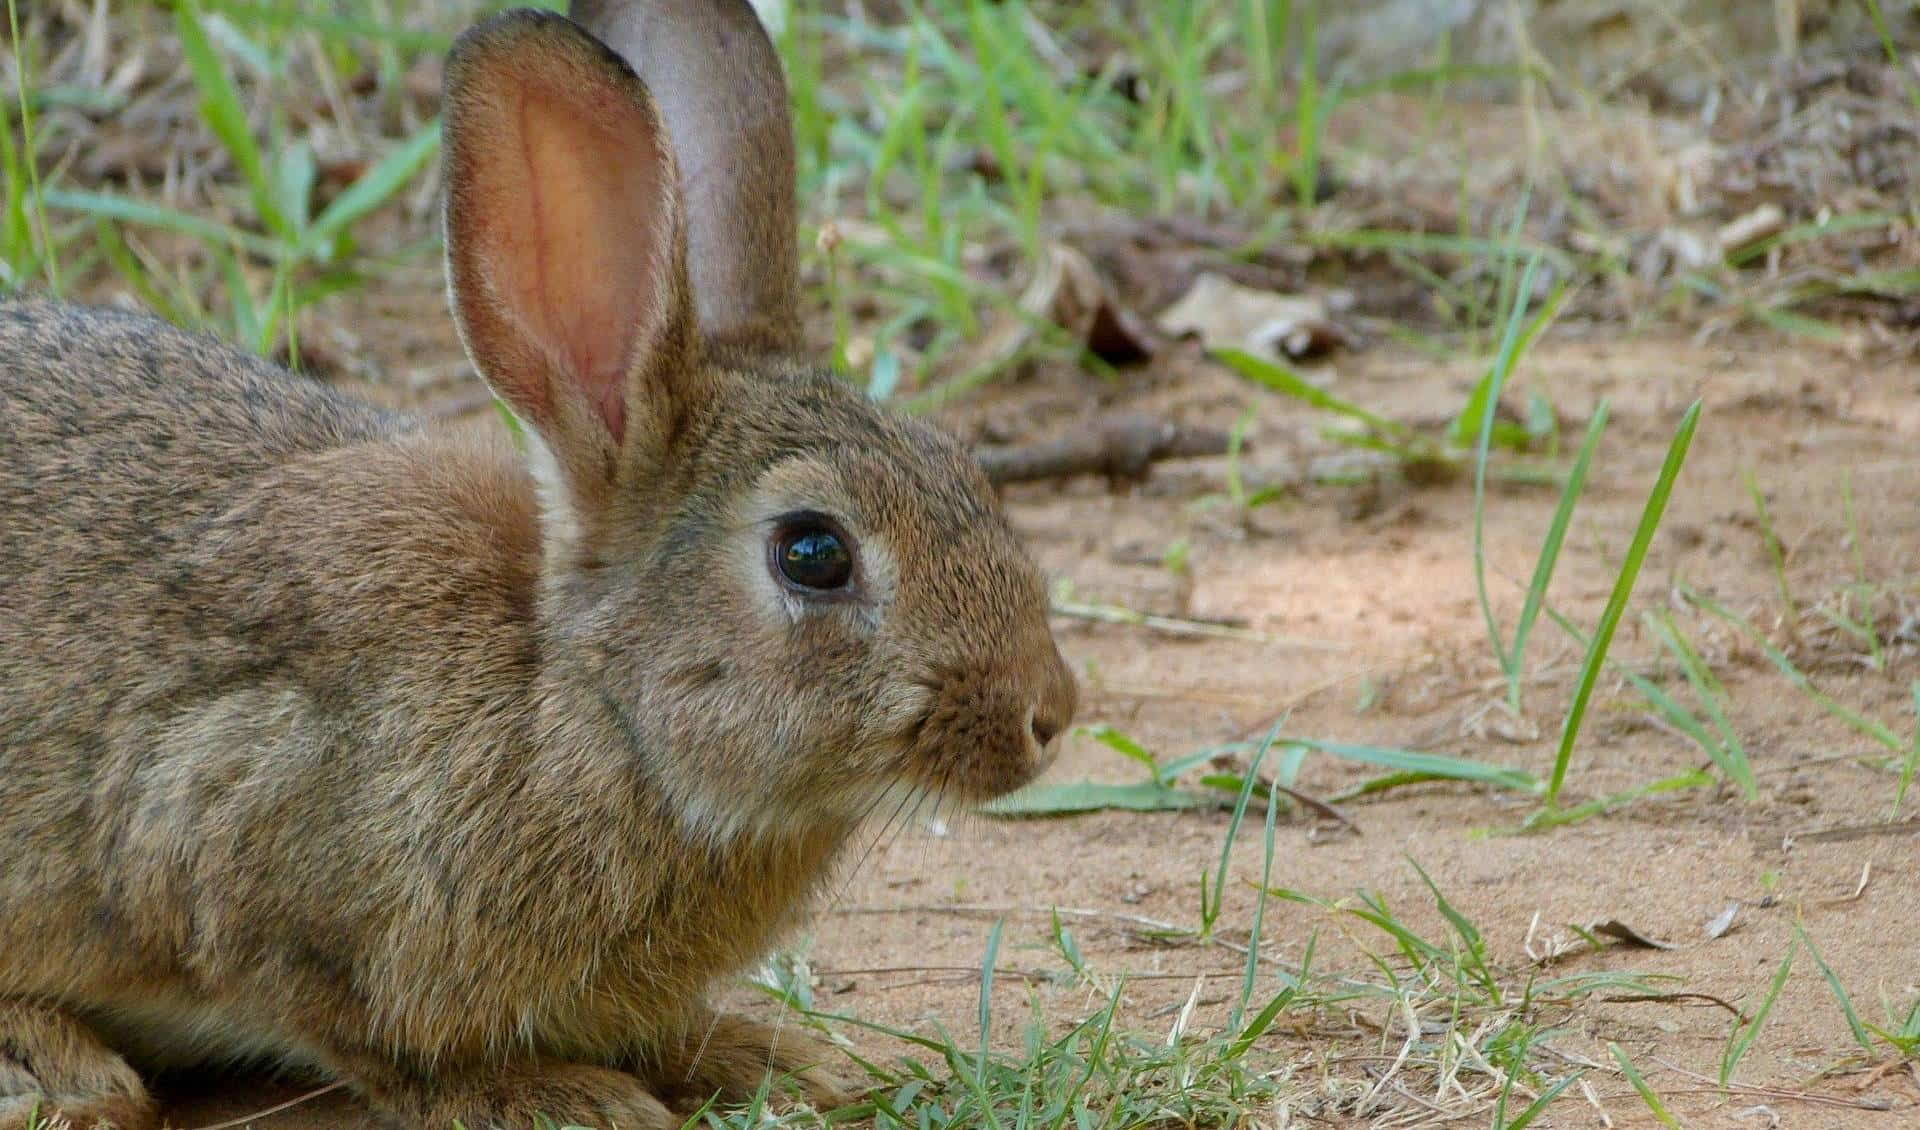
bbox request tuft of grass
[1743,470,1797,624]
[1536,399,1702,817]
[1720,941,1795,1089]
[777,0,1546,399]
[1688,586,1920,818]
[8,0,445,353]
[1865,0,1920,112]
[3,0,60,293]
[1641,609,1756,801]
[780,852,1638,1130]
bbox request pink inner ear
[475,80,670,447]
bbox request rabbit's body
[0,300,848,1064]
[0,4,1075,1127]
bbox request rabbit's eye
[772,514,854,593]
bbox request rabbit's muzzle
[908,640,1076,801]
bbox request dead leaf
[1656,226,1719,272]
[955,242,1156,377]
[1027,242,1156,363]
[1157,273,1351,362]
[1704,902,1740,939]
[1717,203,1786,260]
[1587,919,1675,950]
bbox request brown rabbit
[0,3,1076,1128]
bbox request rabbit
[0,1,1078,1127]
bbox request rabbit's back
[0,302,423,1028]
[0,302,403,726]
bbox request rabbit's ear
[569,0,802,354]
[443,10,700,513]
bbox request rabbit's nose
[1029,709,1061,748]
[1028,644,1078,755]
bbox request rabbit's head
[442,7,1075,848]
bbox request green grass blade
[213,244,263,352]
[1500,1069,1583,1130]
[1222,984,1296,1063]
[1407,858,1496,999]
[1727,210,1903,266]
[1689,588,1905,753]
[1343,894,1448,973]
[1742,470,1796,620]
[1505,403,1609,710]
[1794,922,1873,1053]
[200,0,452,50]
[5,0,60,293]
[1545,399,1702,808]
[1468,254,1543,687]
[176,0,291,240]
[1608,1044,1682,1128]
[1303,227,1574,271]
[88,219,186,324]
[1288,738,1539,793]
[1083,724,1159,775]
[1204,745,1267,936]
[962,926,1007,1130]
[302,120,443,259]
[1720,942,1795,1087]
[271,141,316,237]
[44,189,280,259]
[1520,770,1712,831]
[980,781,1216,817]
[1644,611,1755,800]
[1899,683,1920,818]
[1865,0,1920,110]
[1232,727,1284,1031]
[1215,348,1413,441]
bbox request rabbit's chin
[657,760,925,854]
[675,773,971,855]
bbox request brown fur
[0,5,1075,1128]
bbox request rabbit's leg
[650,1012,861,1114]
[0,1001,156,1130]
[362,1060,677,1130]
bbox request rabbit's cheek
[868,678,936,753]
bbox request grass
[739,841,1681,1130]
[9,1,1911,386]
[6,2,1920,1128]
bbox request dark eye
[772,516,854,592]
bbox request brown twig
[1789,817,1920,844]
[1598,990,1747,1020]
[1650,1058,1909,1112]
[975,414,1234,486]
[835,902,1256,956]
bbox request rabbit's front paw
[402,1063,676,1130]
[0,1001,156,1130]
[655,1014,863,1114]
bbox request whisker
[680,1008,723,1085]
[817,781,919,926]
